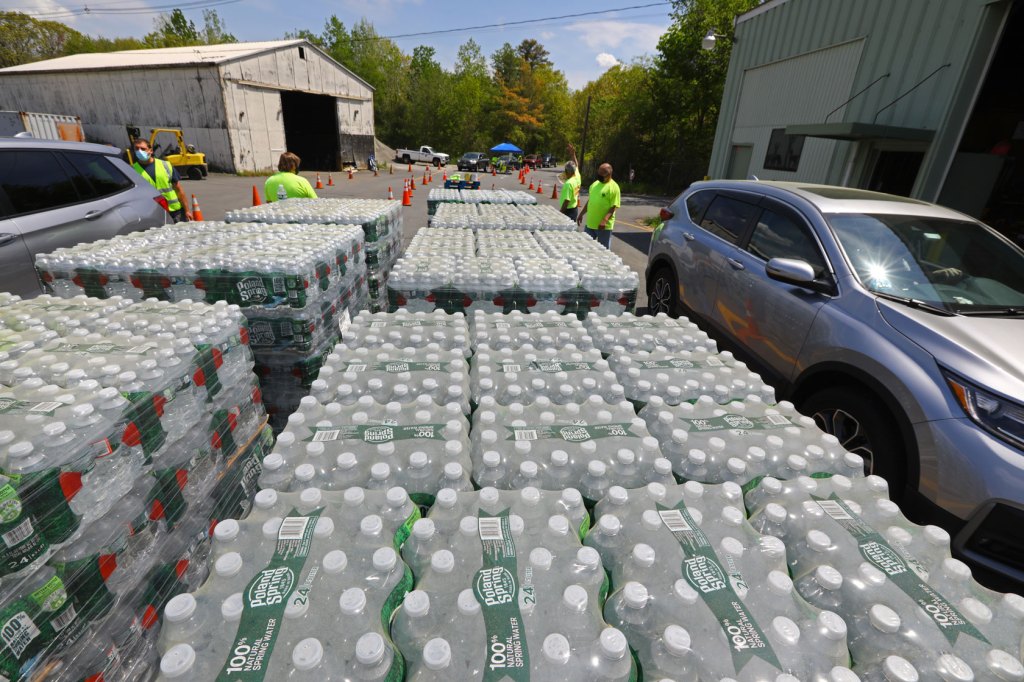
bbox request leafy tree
[145,9,200,48]
[201,10,236,44]
[515,39,552,70]
[0,11,80,67]
[490,42,519,85]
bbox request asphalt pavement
[180,164,669,310]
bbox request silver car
[0,137,168,297]
[647,180,1024,585]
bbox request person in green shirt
[264,152,318,202]
[577,162,620,249]
[559,142,582,220]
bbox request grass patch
[640,215,662,227]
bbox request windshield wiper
[873,291,954,316]
[956,307,1024,317]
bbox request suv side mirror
[766,257,833,293]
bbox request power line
[10,0,241,19]
[349,2,672,42]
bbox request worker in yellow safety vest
[131,138,192,222]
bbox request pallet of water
[585,311,718,354]
[397,487,636,681]
[746,474,1024,680]
[155,487,419,680]
[588,480,860,681]
[343,310,471,355]
[471,311,596,351]
[430,203,575,231]
[470,346,621,406]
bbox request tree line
[0,0,759,193]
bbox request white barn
[0,40,375,173]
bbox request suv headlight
[944,370,1024,449]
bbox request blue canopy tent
[489,142,523,153]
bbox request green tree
[490,42,519,85]
[0,11,80,67]
[515,39,552,70]
[200,10,236,44]
[145,9,200,48]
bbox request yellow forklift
[126,126,208,180]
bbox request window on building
[298,46,306,60]
[764,128,805,172]
[700,195,759,244]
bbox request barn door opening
[281,91,340,171]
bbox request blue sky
[4,0,674,89]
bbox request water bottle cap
[262,517,282,538]
[844,452,865,470]
[299,488,322,507]
[8,441,34,458]
[687,449,706,465]
[560,488,582,509]
[436,488,458,509]
[632,543,656,567]
[587,460,606,477]
[767,570,793,596]
[770,616,800,646]
[339,587,367,615]
[314,517,334,538]
[960,596,992,625]
[359,514,383,537]
[519,460,539,478]
[562,584,588,612]
[509,514,524,536]
[262,453,284,472]
[164,593,197,623]
[221,592,244,621]
[924,524,951,547]
[276,432,296,447]
[343,487,365,506]
[542,633,571,664]
[457,588,480,615]
[777,676,801,682]
[548,515,570,536]
[294,464,315,483]
[445,440,463,457]
[721,506,744,527]
[1002,593,1024,618]
[720,536,745,558]
[160,644,196,678]
[818,611,848,641]
[291,638,324,672]
[459,516,478,536]
[214,519,240,542]
[866,474,889,494]
[529,547,553,570]
[623,582,648,609]
[215,551,244,578]
[370,462,390,481]
[355,632,386,666]
[423,638,451,671]
[807,530,832,552]
[608,487,629,506]
[986,650,1024,681]
[431,549,455,574]
[941,557,972,581]
[869,604,901,633]
[403,590,430,618]
[322,550,347,575]
[598,514,621,535]
[581,440,598,454]
[305,442,325,457]
[883,656,919,682]
[599,628,628,660]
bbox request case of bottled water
[471,346,620,407]
[155,487,418,681]
[746,474,1024,680]
[430,203,575,232]
[588,480,859,681]
[585,311,717,354]
[641,396,866,489]
[344,310,470,354]
[427,188,539,216]
[259,397,472,507]
[470,396,672,503]
[0,295,271,681]
[396,486,636,681]
[471,311,596,351]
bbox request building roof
[0,40,306,74]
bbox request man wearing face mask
[131,139,191,222]
[577,162,620,248]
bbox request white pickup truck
[395,145,449,167]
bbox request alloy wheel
[812,407,874,474]
[649,277,673,315]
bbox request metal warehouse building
[710,0,1024,237]
[0,40,375,173]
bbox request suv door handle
[84,210,103,221]
[727,257,745,270]
[683,232,695,241]
[0,233,17,247]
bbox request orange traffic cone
[551,183,558,200]
[528,180,534,191]
[410,176,416,191]
[348,168,354,180]
[408,163,413,173]
[443,171,447,182]
[402,187,412,206]
[520,173,526,185]
[327,173,335,186]
[315,173,324,189]
[388,186,394,200]
[374,167,379,177]
[191,194,204,220]
[252,185,262,206]
[536,181,543,194]
[492,166,497,176]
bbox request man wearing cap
[559,143,582,221]
[577,162,620,249]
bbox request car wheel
[801,386,907,497]
[187,167,203,181]
[647,265,679,317]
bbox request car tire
[187,167,203,181]
[647,265,680,317]
[801,386,907,498]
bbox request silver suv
[647,180,1024,585]
[0,138,168,297]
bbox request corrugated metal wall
[709,0,1005,196]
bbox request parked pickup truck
[396,145,449,167]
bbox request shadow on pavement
[614,231,652,255]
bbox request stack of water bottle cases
[155,308,1024,681]
[427,189,538,217]
[0,293,272,681]
[225,198,403,315]
[34,213,377,430]
[388,228,639,317]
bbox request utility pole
[579,95,592,177]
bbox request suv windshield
[827,213,1024,313]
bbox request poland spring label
[656,501,780,675]
[219,507,321,680]
[303,424,448,443]
[474,510,529,682]
[506,423,636,442]
[633,357,725,370]
[813,494,989,646]
[496,361,600,373]
[679,413,794,433]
